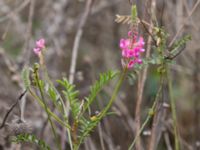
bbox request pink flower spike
[33,47,41,55]
[128,60,135,69]
[36,38,45,49]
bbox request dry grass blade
[115,14,132,24]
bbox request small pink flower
[122,49,129,58]
[120,39,130,49]
[139,48,145,52]
[136,37,145,47]
[136,59,143,64]
[33,47,41,55]
[128,60,135,68]
[128,31,132,37]
[128,50,135,58]
[36,38,45,49]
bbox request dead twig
[135,0,154,149]
[19,0,36,65]
[168,0,200,47]
[0,90,27,129]
[69,0,94,84]
[0,0,30,23]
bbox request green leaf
[12,134,50,150]
[78,117,100,146]
[48,86,57,103]
[131,5,138,23]
[83,70,119,113]
[169,35,191,56]
[21,67,31,90]
[57,78,80,119]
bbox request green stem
[167,65,179,150]
[35,74,61,150]
[100,68,127,118]
[29,89,71,129]
[76,68,127,149]
[42,52,73,150]
[128,77,164,150]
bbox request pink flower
[128,31,133,37]
[136,37,145,47]
[33,38,46,56]
[136,59,143,64]
[33,47,41,55]
[128,60,135,68]
[120,39,130,49]
[119,31,145,69]
[36,38,45,49]
[122,49,129,58]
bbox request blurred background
[0,0,200,149]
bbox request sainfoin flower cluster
[33,38,45,55]
[119,31,145,69]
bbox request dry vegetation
[0,0,200,149]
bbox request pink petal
[36,38,45,49]
[33,47,41,55]
[128,50,135,58]
[136,59,143,64]
[119,39,126,49]
[128,31,132,37]
[140,48,145,52]
[128,60,135,69]
[122,49,129,58]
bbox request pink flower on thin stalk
[119,31,145,69]
[33,38,46,55]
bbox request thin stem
[67,128,73,150]
[128,77,163,150]
[35,74,61,150]
[168,0,200,47]
[41,50,73,150]
[29,89,71,129]
[76,68,127,150]
[100,68,127,117]
[0,90,27,129]
[167,65,179,150]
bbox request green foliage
[78,116,100,145]
[171,35,191,51]
[21,67,31,90]
[83,70,119,113]
[47,85,63,112]
[131,5,137,23]
[169,35,191,57]
[127,72,137,85]
[57,78,80,119]
[154,27,168,53]
[48,86,58,103]
[12,134,50,150]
